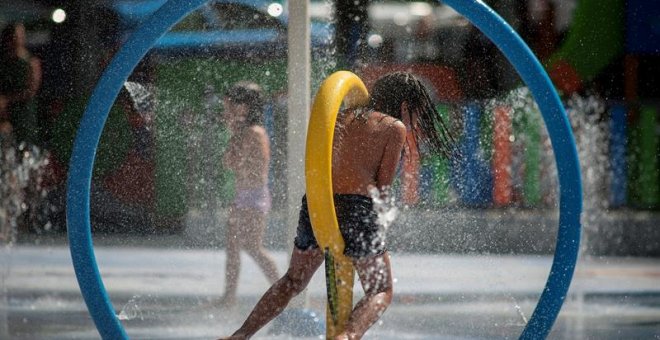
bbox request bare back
[223,125,270,189]
[332,109,406,196]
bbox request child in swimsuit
[219,72,455,339]
[220,81,280,306]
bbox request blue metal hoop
[66,0,582,339]
[441,1,582,338]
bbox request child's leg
[222,207,241,304]
[239,209,279,283]
[340,251,393,340]
[230,247,324,338]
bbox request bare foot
[334,332,359,340]
[195,295,236,310]
[217,336,246,340]
[218,294,237,308]
[217,332,250,340]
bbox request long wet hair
[368,72,457,158]
[224,81,264,127]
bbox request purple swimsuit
[233,186,272,214]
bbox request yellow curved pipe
[305,70,370,338]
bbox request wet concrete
[57,206,660,258]
[2,243,659,339]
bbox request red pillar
[492,106,513,206]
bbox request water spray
[66,1,582,339]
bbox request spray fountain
[0,0,595,339]
[63,1,581,339]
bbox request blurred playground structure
[0,0,659,250]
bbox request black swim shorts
[294,194,386,258]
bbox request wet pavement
[2,239,660,339]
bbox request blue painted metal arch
[66,1,209,339]
[66,0,582,339]
[441,1,583,338]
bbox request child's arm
[376,120,406,190]
[222,136,241,170]
[237,126,269,179]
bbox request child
[219,72,455,339]
[220,81,280,306]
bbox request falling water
[369,186,399,230]
[565,92,609,233]
[497,87,610,333]
[117,295,146,321]
[1,137,50,337]
[1,142,50,239]
[499,86,559,208]
[511,296,529,325]
[499,88,609,219]
[123,81,155,131]
[487,87,561,327]
[565,92,609,338]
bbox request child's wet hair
[368,72,457,158]
[225,81,264,126]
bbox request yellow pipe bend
[305,70,369,338]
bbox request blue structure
[454,102,493,206]
[609,104,628,207]
[67,2,211,338]
[625,0,660,54]
[66,0,582,339]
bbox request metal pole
[286,1,310,250]
[286,0,311,309]
[335,0,369,69]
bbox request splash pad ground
[3,235,660,339]
[68,0,582,335]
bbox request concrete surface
[2,242,659,339]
